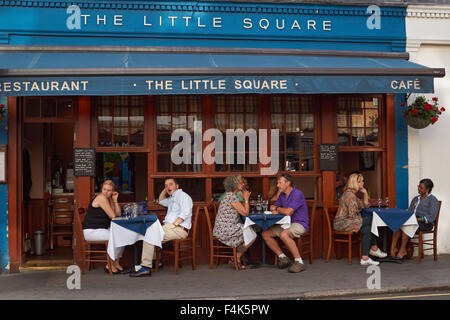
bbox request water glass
[377,198,382,209]
[385,197,389,208]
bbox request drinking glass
[377,198,382,209]
[385,197,389,208]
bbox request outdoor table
[243,213,291,265]
[107,214,165,261]
[361,208,418,237]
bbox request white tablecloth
[107,219,165,260]
[371,211,419,238]
[243,215,291,245]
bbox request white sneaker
[360,257,380,266]
[369,248,387,258]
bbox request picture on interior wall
[359,151,374,170]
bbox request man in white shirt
[130,177,193,277]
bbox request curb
[188,284,450,300]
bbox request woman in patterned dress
[213,175,255,269]
[333,173,387,266]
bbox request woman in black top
[390,178,440,259]
[83,180,126,274]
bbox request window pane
[173,114,187,129]
[301,114,314,130]
[98,105,112,127]
[188,114,202,132]
[286,134,300,152]
[113,128,129,147]
[352,128,365,146]
[230,114,244,129]
[246,114,258,130]
[366,128,379,146]
[157,115,171,132]
[98,126,112,147]
[157,96,170,113]
[157,134,171,152]
[351,112,364,128]
[301,153,314,171]
[337,110,348,128]
[365,109,379,127]
[271,96,283,113]
[25,98,41,118]
[42,98,57,117]
[114,106,128,127]
[157,154,171,172]
[271,114,283,130]
[129,107,144,128]
[286,114,299,132]
[338,128,351,146]
[301,133,314,153]
[286,153,299,172]
[57,98,73,118]
[129,129,144,147]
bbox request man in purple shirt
[262,174,308,273]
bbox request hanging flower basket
[402,96,446,129]
[404,113,431,129]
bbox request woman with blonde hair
[333,173,387,266]
[83,180,128,274]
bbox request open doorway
[21,97,75,270]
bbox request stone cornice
[0,0,407,17]
[407,5,450,19]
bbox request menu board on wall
[74,148,96,177]
[319,144,338,171]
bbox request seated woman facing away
[82,180,128,274]
[390,178,440,260]
[333,173,387,266]
[213,175,256,269]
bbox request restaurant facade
[0,0,445,273]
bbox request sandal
[228,258,246,270]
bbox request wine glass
[377,198,382,209]
[385,197,389,208]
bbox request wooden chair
[49,197,74,250]
[155,205,201,274]
[274,200,317,265]
[73,207,113,275]
[204,203,242,271]
[408,201,442,264]
[324,205,361,264]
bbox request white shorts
[83,228,124,260]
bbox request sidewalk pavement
[0,255,449,300]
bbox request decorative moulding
[407,6,450,19]
[0,0,407,17]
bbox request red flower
[441,107,446,112]
[432,117,438,123]
[432,97,438,102]
[424,102,432,110]
[400,103,405,107]
[0,104,4,109]
[412,109,419,115]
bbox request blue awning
[0,46,445,96]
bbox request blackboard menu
[73,148,96,177]
[319,144,338,171]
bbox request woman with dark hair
[389,178,440,259]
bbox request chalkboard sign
[74,148,96,176]
[319,144,339,171]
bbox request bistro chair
[274,200,317,265]
[155,205,201,275]
[324,205,361,264]
[49,197,74,250]
[408,201,442,264]
[204,203,243,271]
[73,207,113,275]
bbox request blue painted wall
[0,96,8,273]
[0,0,410,271]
